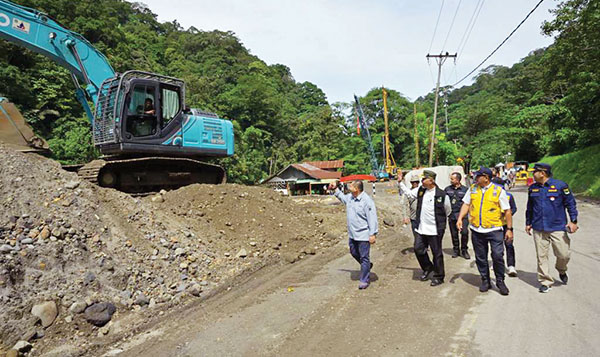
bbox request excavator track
[77,157,226,193]
[77,159,105,185]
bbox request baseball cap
[473,166,493,178]
[533,163,552,176]
[422,170,437,180]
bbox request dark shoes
[559,273,568,284]
[479,280,492,292]
[539,285,551,293]
[430,279,444,287]
[452,249,470,259]
[420,270,433,281]
[496,280,509,296]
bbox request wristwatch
[571,220,577,224]
[506,227,513,231]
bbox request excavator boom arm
[0,0,115,122]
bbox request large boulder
[31,301,58,328]
[84,302,116,327]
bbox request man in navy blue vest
[445,172,470,259]
[399,170,451,286]
[526,163,578,293]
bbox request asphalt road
[110,184,600,357]
[463,187,600,356]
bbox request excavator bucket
[0,98,50,154]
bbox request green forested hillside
[541,144,600,198]
[0,0,597,185]
[0,0,352,184]
[438,0,599,166]
[350,0,599,171]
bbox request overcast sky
[141,0,558,103]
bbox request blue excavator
[0,0,234,192]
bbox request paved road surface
[112,184,600,356]
[464,187,600,356]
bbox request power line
[428,0,445,54]
[455,0,481,53]
[453,62,459,85]
[441,0,462,52]
[427,61,437,87]
[458,0,485,57]
[453,0,545,87]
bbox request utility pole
[413,102,419,168]
[426,52,456,167]
[383,88,391,172]
[444,90,449,134]
[382,87,396,175]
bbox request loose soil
[0,144,358,356]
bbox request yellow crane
[382,88,398,177]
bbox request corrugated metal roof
[292,163,342,179]
[295,179,317,184]
[304,160,344,169]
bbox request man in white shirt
[398,170,451,286]
[457,167,514,296]
[398,174,420,240]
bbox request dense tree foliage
[0,0,346,184]
[442,0,600,167]
[0,0,596,183]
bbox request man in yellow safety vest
[457,166,514,296]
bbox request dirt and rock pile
[0,144,347,356]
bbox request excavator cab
[83,71,234,192]
[125,85,159,138]
[122,79,182,140]
[0,1,234,193]
[93,71,233,158]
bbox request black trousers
[448,217,469,253]
[414,232,445,280]
[410,219,419,240]
[472,229,505,282]
[503,225,516,267]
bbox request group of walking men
[330,162,578,295]
[397,163,578,295]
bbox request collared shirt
[399,182,451,235]
[398,182,419,220]
[444,184,468,220]
[526,178,578,232]
[463,183,510,233]
[334,189,378,241]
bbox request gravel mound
[0,144,345,355]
